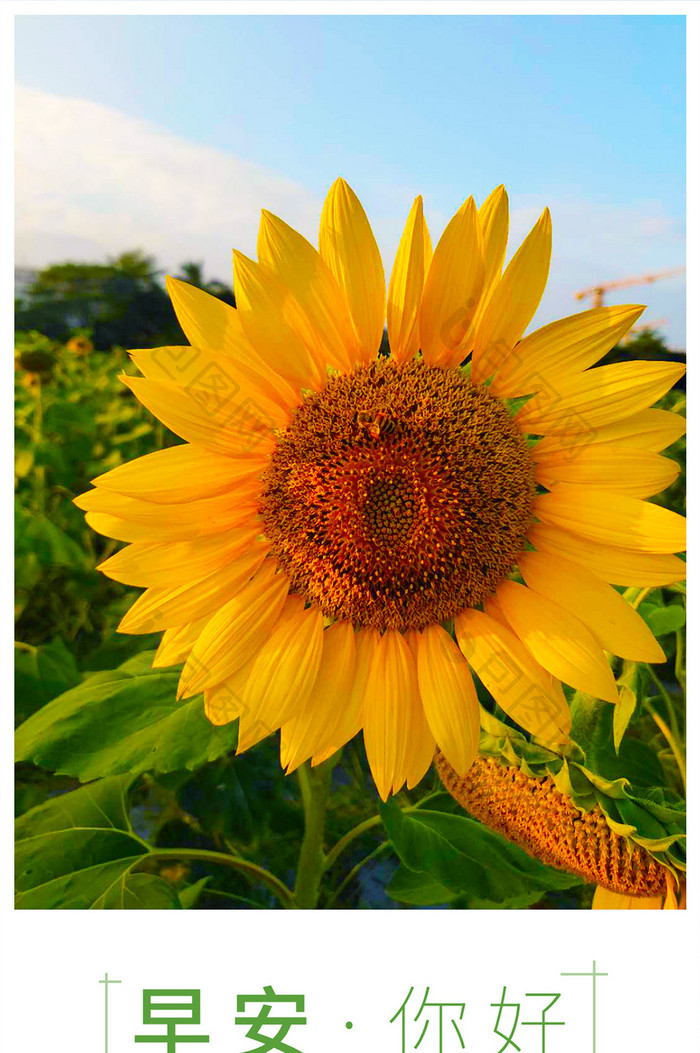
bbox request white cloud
[15,85,322,284]
[16,86,685,347]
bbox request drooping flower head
[77,180,686,799]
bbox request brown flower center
[260,359,535,631]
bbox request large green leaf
[15,661,239,780]
[15,638,81,723]
[15,774,157,908]
[386,865,458,906]
[99,873,182,909]
[380,801,581,904]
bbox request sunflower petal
[239,596,324,738]
[419,197,485,367]
[129,347,291,428]
[312,628,380,766]
[528,522,686,586]
[281,620,357,773]
[455,608,571,744]
[491,304,644,398]
[178,562,289,697]
[414,623,480,776]
[98,525,261,588]
[258,210,359,370]
[362,629,419,801]
[534,446,680,498]
[164,276,297,407]
[232,250,323,388]
[495,580,618,703]
[153,618,209,668]
[387,196,432,365]
[515,361,686,435]
[592,887,663,910]
[519,550,665,662]
[535,484,686,554]
[120,375,276,458]
[117,544,270,633]
[90,445,266,504]
[478,184,509,293]
[319,178,385,363]
[471,207,552,384]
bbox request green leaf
[15,502,86,567]
[638,601,685,636]
[179,876,212,909]
[380,801,581,904]
[15,774,153,908]
[98,873,182,910]
[15,662,239,780]
[386,865,457,906]
[15,639,81,722]
[614,665,639,753]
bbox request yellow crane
[574,267,685,308]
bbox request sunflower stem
[294,758,335,909]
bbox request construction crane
[574,267,685,308]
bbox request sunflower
[76,179,686,800]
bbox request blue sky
[15,13,686,345]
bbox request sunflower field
[14,318,686,911]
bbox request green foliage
[380,801,582,908]
[15,252,235,350]
[15,657,241,781]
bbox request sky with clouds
[15,13,686,346]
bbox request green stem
[147,848,296,909]
[323,815,382,873]
[293,758,335,909]
[645,664,682,747]
[326,842,391,910]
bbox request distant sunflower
[77,179,686,799]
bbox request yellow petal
[204,654,257,727]
[401,631,437,791]
[153,618,209,668]
[519,551,664,663]
[478,184,509,293]
[471,208,552,385]
[239,596,324,738]
[592,886,662,910]
[129,347,292,428]
[120,375,276,458]
[232,250,323,388]
[164,276,297,408]
[414,623,480,776]
[90,445,266,504]
[281,620,357,773]
[574,408,686,453]
[491,304,644,398]
[362,629,419,801]
[455,609,571,744]
[312,628,380,766]
[495,580,618,704]
[515,361,686,435]
[387,196,432,365]
[117,544,270,633]
[419,197,485,367]
[319,178,385,363]
[98,525,261,588]
[528,522,686,587]
[534,446,680,499]
[257,210,359,370]
[77,485,259,542]
[178,561,289,698]
[535,484,686,554]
